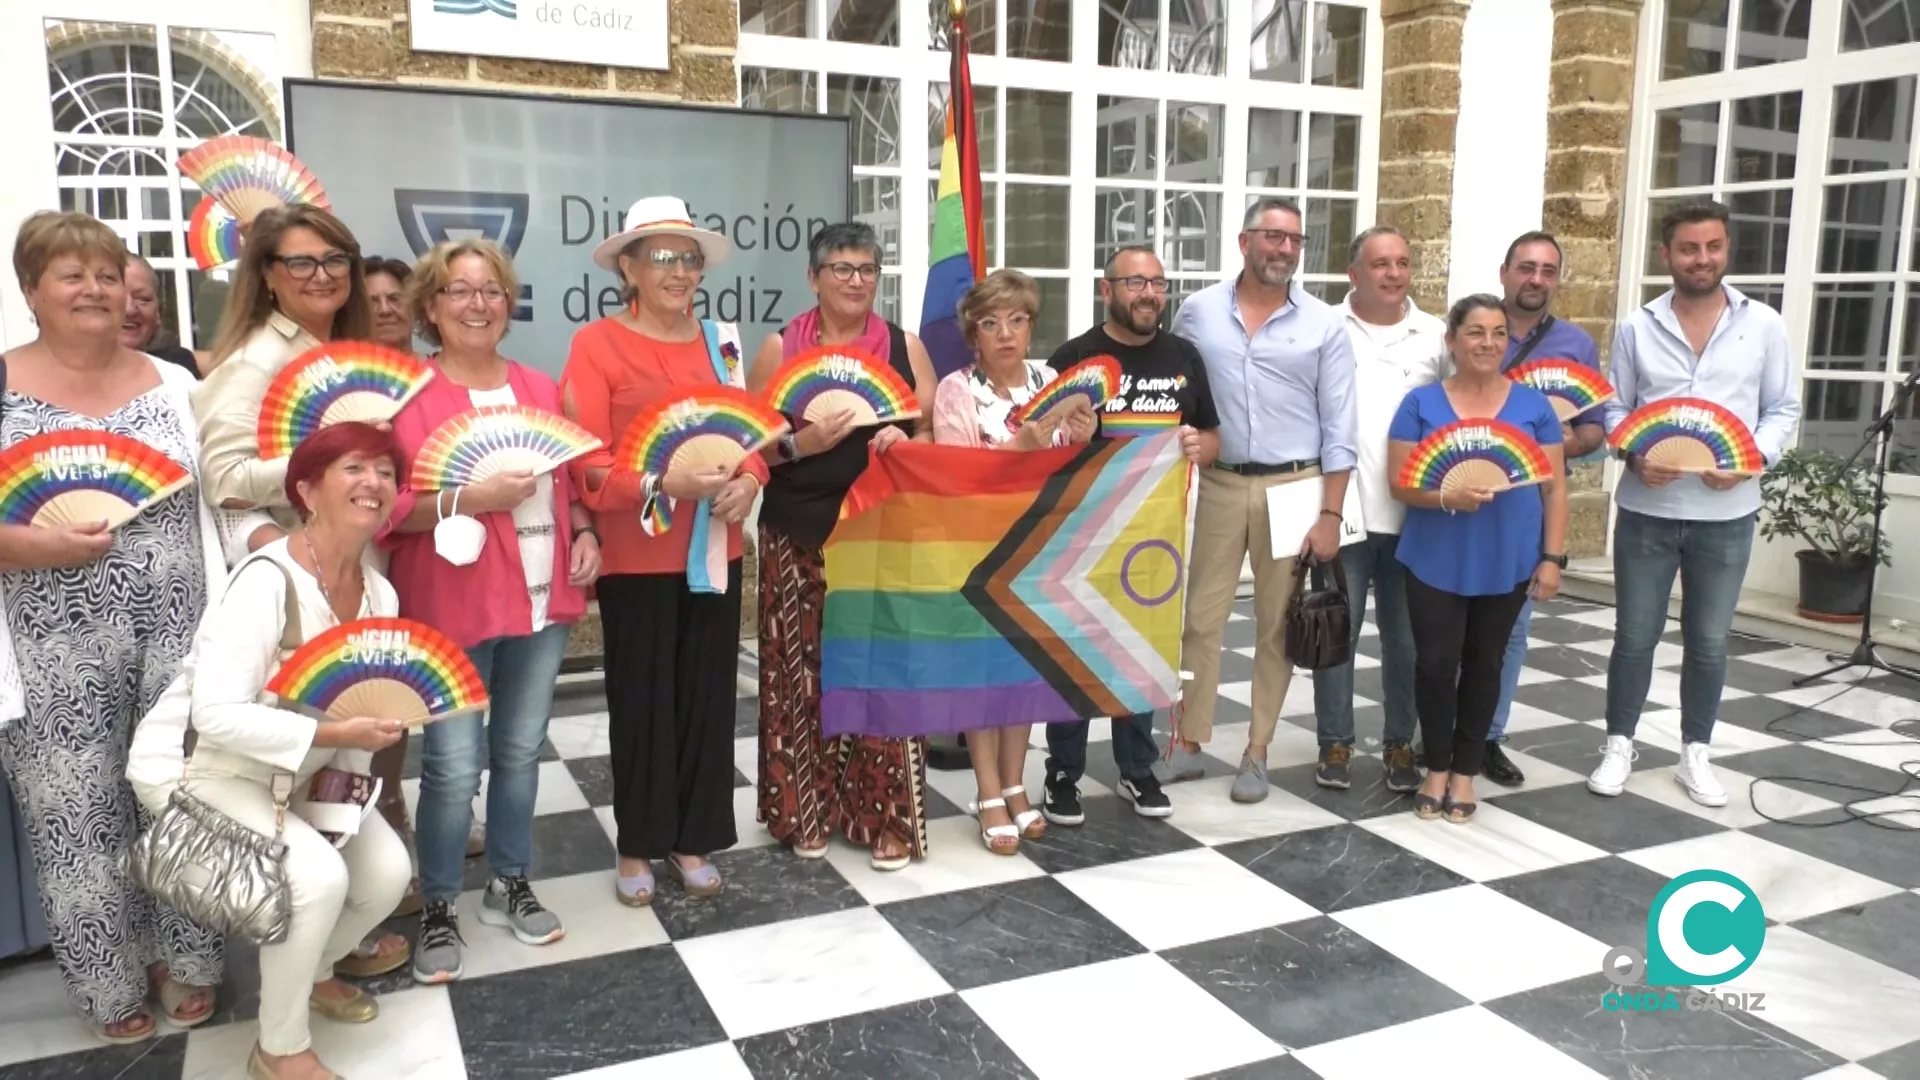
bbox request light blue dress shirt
[1172,278,1358,472]
[1603,285,1801,522]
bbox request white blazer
[0,357,264,726]
[128,539,398,814]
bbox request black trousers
[599,563,743,860]
[1404,573,1530,777]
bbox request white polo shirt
[1338,292,1449,537]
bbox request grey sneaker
[1382,742,1421,793]
[1230,751,1269,803]
[411,901,464,985]
[479,874,564,946]
[1315,744,1353,789]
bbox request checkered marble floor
[4,597,1920,1079]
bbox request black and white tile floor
[3,597,1920,1078]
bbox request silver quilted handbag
[123,555,302,945]
[124,780,293,944]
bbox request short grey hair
[1347,225,1406,268]
[807,221,882,272]
[1242,196,1302,232]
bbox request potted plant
[1758,447,1890,623]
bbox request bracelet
[573,525,598,544]
[1319,509,1341,522]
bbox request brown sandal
[332,931,410,979]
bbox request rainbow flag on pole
[819,431,1190,739]
[921,0,985,380]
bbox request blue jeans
[1487,598,1533,740]
[1313,532,1418,747]
[417,622,572,902]
[1607,508,1755,745]
[1046,712,1158,785]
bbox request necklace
[302,532,358,623]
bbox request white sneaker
[1587,735,1637,796]
[1675,742,1728,807]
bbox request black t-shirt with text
[1046,325,1220,439]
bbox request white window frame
[737,0,1382,352]
[0,0,311,351]
[1619,0,1920,510]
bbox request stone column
[1543,0,1645,555]
[1375,0,1471,317]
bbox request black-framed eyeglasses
[1246,229,1308,248]
[822,262,881,283]
[272,253,355,280]
[646,248,705,272]
[1106,275,1169,293]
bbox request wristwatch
[1542,552,1569,569]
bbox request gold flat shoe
[250,1043,343,1080]
[309,982,378,1024]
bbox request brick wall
[308,0,740,104]
[1544,0,1645,555]
[1375,0,1470,318]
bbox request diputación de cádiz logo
[393,190,532,322]
[1602,870,1768,1014]
[434,0,518,17]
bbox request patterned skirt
[756,525,929,858]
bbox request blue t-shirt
[1390,382,1563,597]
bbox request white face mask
[434,488,486,566]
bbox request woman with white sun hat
[560,196,764,904]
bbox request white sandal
[972,797,1021,855]
[1002,785,1046,840]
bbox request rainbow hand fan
[410,406,602,491]
[1397,419,1553,493]
[257,343,435,460]
[177,135,331,225]
[0,430,192,530]
[187,198,243,270]
[1608,397,1764,473]
[264,617,488,728]
[1009,356,1122,429]
[764,346,919,426]
[1506,359,1615,421]
[612,385,790,478]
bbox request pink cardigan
[380,359,588,648]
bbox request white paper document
[1265,476,1365,560]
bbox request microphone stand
[1793,364,1920,686]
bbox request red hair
[284,421,396,519]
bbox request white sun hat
[591,195,731,272]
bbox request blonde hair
[958,268,1041,347]
[209,203,371,366]
[405,239,521,348]
[13,211,127,296]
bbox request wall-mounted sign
[407,0,669,71]
[286,81,851,379]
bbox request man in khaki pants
[1166,198,1358,802]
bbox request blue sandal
[1413,793,1445,820]
[615,864,655,907]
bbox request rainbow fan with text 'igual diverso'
[264,617,488,728]
[410,406,602,491]
[257,343,436,460]
[0,430,192,530]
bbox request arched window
[45,21,280,348]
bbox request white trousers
[187,776,411,1056]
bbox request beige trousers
[186,775,411,1056]
[1177,465,1318,747]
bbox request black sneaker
[1483,740,1525,787]
[1118,774,1173,818]
[1382,742,1421,793]
[1042,772,1084,826]
[1315,744,1353,789]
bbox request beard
[1248,253,1292,287]
[1108,297,1161,336]
[1673,265,1725,298]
